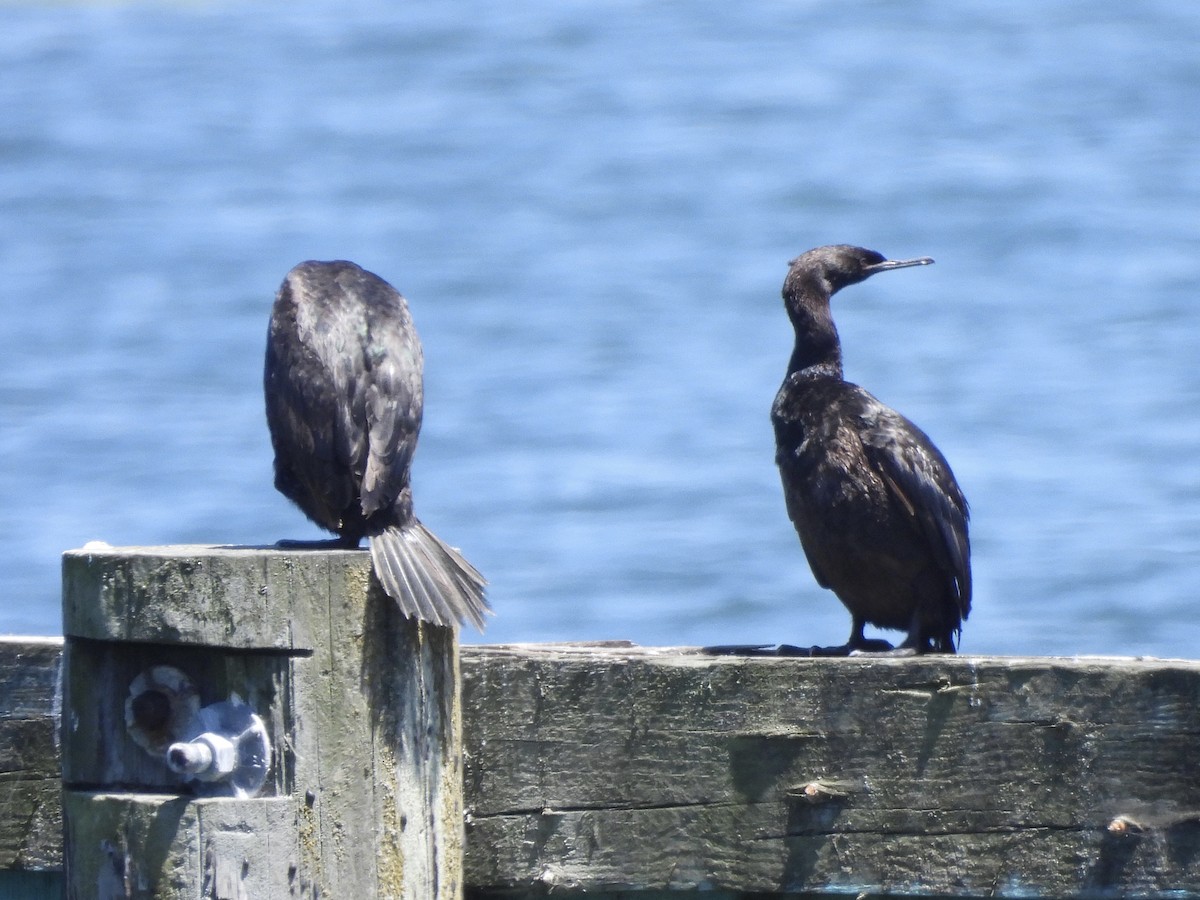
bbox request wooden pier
[2,546,1200,897]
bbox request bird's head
[785,245,934,298]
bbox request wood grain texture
[61,544,321,650]
[0,637,62,872]
[63,793,296,899]
[461,643,1200,898]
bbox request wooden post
[61,544,463,899]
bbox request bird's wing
[359,289,423,518]
[265,277,360,529]
[772,410,839,590]
[857,402,972,616]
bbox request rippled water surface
[2,1,1198,656]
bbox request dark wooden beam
[0,636,62,873]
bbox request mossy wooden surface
[0,637,62,873]
[61,544,328,650]
[62,793,296,898]
[59,545,462,900]
[461,643,1200,898]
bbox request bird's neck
[785,289,844,379]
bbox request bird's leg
[851,613,929,657]
[844,616,895,653]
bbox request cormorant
[771,245,970,654]
[264,260,489,630]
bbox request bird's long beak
[866,256,935,273]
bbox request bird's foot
[846,637,897,654]
[701,644,781,656]
[274,537,361,550]
[795,637,898,657]
[700,642,894,658]
[777,643,855,657]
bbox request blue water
[1,1,1198,657]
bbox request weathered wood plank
[61,544,311,650]
[0,637,62,873]
[460,644,1200,897]
[63,793,297,898]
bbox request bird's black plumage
[771,245,970,654]
[264,260,488,630]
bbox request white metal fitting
[127,667,272,798]
[167,731,238,780]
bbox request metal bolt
[167,732,238,780]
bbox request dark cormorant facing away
[264,260,489,630]
[772,245,970,654]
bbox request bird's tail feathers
[369,521,490,631]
